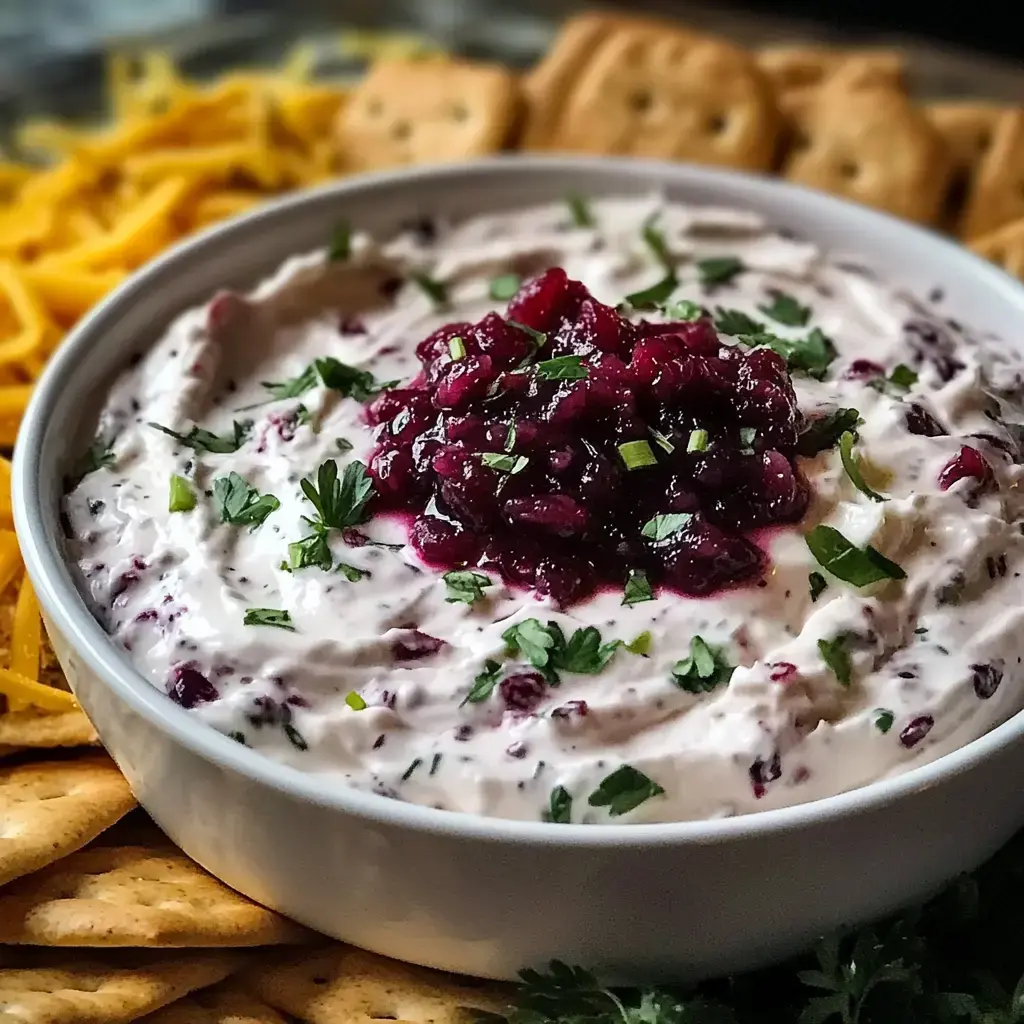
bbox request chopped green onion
[489,273,521,301]
[687,429,709,453]
[566,194,594,227]
[345,691,367,711]
[839,431,886,502]
[448,336,466,361]
[168,474,196,513]
[618,439,657,470]
[649,427,675,453]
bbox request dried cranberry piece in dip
[938,446,994,493]
[368,268,812,607]
[167,665,218,708]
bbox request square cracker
[756,44,905,93]
[958,109,1024,238]
[335,58,520,172]
[0,709,98,750]
[782,86,952,225]
[249,945,511,1024]
[0,755,136,887]
[970,216,1024,280]
[137,983,288,1024]
[0,949,244,1024]
[520,13,780,171]
[925,102,1012,178]
[0,844,312,947]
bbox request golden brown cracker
[0,755,136,887]
[926,102,1009,177]
[0,844,311,947]
[970,216,1024,280]
[336,58,520,171]
[250,945,511,1024]
[959,109,1024,238]
[782,87,952,224]
[756,44,905,93]
[0,949,244,1024]
[140,983,288,1024]
[522,17,779,171]
[0,708,98,749]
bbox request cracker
[925,102,1010,177]
[970,216,1024,280]
[0,709,98,750]
[521,14,779,170]
[0,844,311,947]
[138,983,288,1024]
[782,86,952,225]
[336,58,520,171]
[756,45,905,93]
[959,109,1024,238]
[0,949,243,1024]
[0,755,136,887]
[250,945,511,1024]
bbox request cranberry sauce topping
[368,269,810,606]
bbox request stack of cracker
[331,11,1024,282]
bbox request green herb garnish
[335,437,354,453]
[618,439,657,470]
[480,452,529,474]
[448,336,466,361]
[739,426,758,451]
[345,691,366,710]
[839,431,887,502]
[805,525,907,587]
[818,635,853,686]
[641,513,692,542]
[300,459,374,531]
[168,474,196,513]
[410,271,448,307]
[543,786,573,824]
[697,255,744,286]
[687,428,709,453]
[625,631,652,656]
[150,420,251,454]
[759,290,811,326]
[243,607,294,630]
[506,320,547,347]
[262,363,318,401]
[443,570,493,605]
[401,758,422,781]
[622,569,654,606]
[67,435,115,489]
[461,659,504,706]
[796,408,861,457]
[649,428,675,453]
[870,363,920,395]
[315,357,396,402]
[502,619,623,683]
[623,273,678,310]
[336,562,370,582]
[566,194,594,227]
[714,307,764,336]
[874,708,895,733]
[327,220,351,261]
[489,273,521,301]
[535,355,588,381]
[286,531,333,572]
[670,636,734,693]
[809,571,828,602]
[641,217,673,271]
[588,765,665,817]
[661,298,703,321]
[213,473,279,529]
[740,327,837,380]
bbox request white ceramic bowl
[14,157,1024,984]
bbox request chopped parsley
[489,273,522,301]
[345,691,367,710]
[480,452,529,474]
[409,271,448,307]
[566,194,594,227]
[622,568,654,606]
[283,724,308,750]
[67,435,116,488]
[740,327,837,380]
[714,307,764,336]
[506,319,547,347]
[818,635,853,686]
[870,363,920,395]
[285,531,333,572]
[443,570,493,605]
[315,357,396,402]
[670,636,734,693]
[874,708,895,733]
[759,290,811,326]
[805,525,907,587]
[261,364,318,401]
[461,659,503,706]
[300,459,374,531]
[543,785,573,824]
[622,272,677,311]
[641,513,692,542]
[501,619,623,684]
[168,474,196,513]
[795,408,861,457]
[687,428,709,453]
[809,571,828,602]
[213,473,279,529]
[448,336,466,361]
[150,420,251,454]
[641,217,674,271]
[839,431,887,502]
[697,255,744,286]
[335,562,370,582]
[243,607,294,630]
[661,298,703,321]
[587,765,665,817]
[618,439,657,470]
[535,355,588,381]
[327,220,351,261]
[401,758,422,781]
[335,437,354,453]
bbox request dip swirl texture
[64,196,1024,823]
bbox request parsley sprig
[501,619,624,685]
[213,473,279,529]
[150,420,251,454]
[300,459,374,532]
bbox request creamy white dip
[64,196,1024,824]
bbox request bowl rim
[14,153,1024,847]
